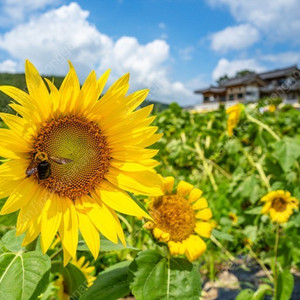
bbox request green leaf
[1,229,25,252]
[276,269,294,300]
[212,229,234,241]
[129,250,201,300]
[0,251,51,300]
[235,289,254,300]
[80,261,131,300]
[77,237,138,252]
[51,261,87,299]
[0,198,18,226]
[252,284,272,300]
[245,207,262,215]
[273,137,300,172]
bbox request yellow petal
[195,221,212,238]
[94,180,150,218]
[105,167,163,196]
[0,159,28,180]
[192,198,208,210]
[184,235,206,262]
[110,147,158,161]
[41,193,63,254]
[59,198,78,258]
[0,178,24,199]
[110,159,159,172]
[25,60,51,119]
[22,216,42,247]
[177,181,194,197]
[82,195,118,244]
[17,186,47,235]
[195,208,213,220]
[188,188,203,203]
[163,176,174,194]
[75,200,100,259]
[0,178,38,214]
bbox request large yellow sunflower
[261,190,299,223]
[144,177,213,262]
[0,60,163,264]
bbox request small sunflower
[261,190,299,223]
[228,212,238,224]
[145,177,213,262]
[268,104,276,112]
[55,256,96,299]
[226,103,242,136]
[0,60,163,264]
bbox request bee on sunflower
[144,177,213,262]
[0,60,164,265]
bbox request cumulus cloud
[212,58,265,81]
[0,59,18,73]
[261,52,300,66]
[211,24,260,52]
[0,2,196,104]
[0,0,59,25]
[207,0,300,42]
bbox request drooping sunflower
[0,60,163,264]
[55,256,96,299]
[226,103,242,136]
[261,190,299,223]
[144,177,213,262]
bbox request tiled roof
[195,86,226,94]
[259,65,298,80]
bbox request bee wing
[50,156,73,165]
[26,161,37,177]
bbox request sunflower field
[0,63,300,300]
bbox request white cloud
[261,52,300,66]
[0,59,18,73]
[0,2,196,105]
[0,0,58,24]
[212,58,265,81]
[211,24,260,52]
[179,46,194,61]
[207,0,300,42]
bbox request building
[193,65,300,112]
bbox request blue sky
[0,0,299,106]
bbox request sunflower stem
[248,246,274,282]
[210,235,235,262]
[50,248,63,261]
[194,142,218,192]
[273,222,280,299]
[246,113,280,141]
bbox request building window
[238,93,244,99]
[229,94,234,101]
[204,96,209,102]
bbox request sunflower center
[150,194,196,242]
[271,197,288,212]
[32,116,111,199]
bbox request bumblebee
[26,151,72,180]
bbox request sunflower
[144,177,213,262]
[0,60,163,265]
[261,190,299,223]
[228,212,238,224]
[226,103,242,136]
[55,256,96,299]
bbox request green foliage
[129,250,201,300]
[80,261,131,300]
